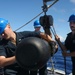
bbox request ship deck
[37,67,72,75]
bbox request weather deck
[37,67,72,75]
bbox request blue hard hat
[0,18,8,34]
[68,14,75,22]
[34,20,41,27]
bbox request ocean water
[47,47,72,75]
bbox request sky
[0,0,75,41]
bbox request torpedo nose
[15,37,51,71]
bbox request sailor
[55,14,75,75]
[33,20,41,32]
[0,18,55,75]
[30,20,47,75]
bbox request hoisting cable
[40,1,58,74]
[15,0,59,31]
[50,25,67,75]
[50,25,57,36]
[49,25,56,75]
[15,12,43,31]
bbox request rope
[15,0,59,31]
[50,57,55,75]
[15,12,43,31]
[50,25,67,75]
